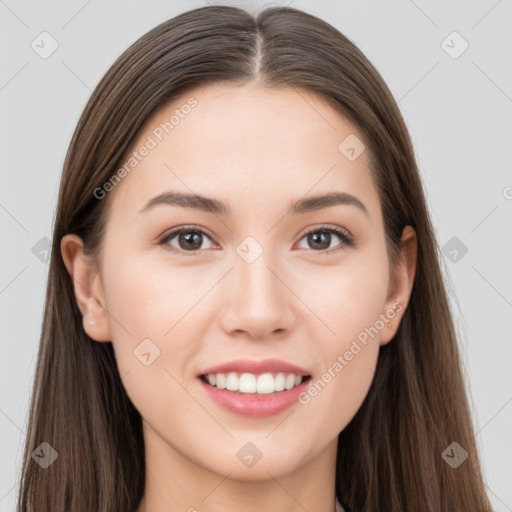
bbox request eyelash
[158,224,354,256]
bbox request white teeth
[256,373,275,394]
[226,372,238,391]
[203,371,306,394]
[216,373,226,390]
[274,373,285,391]
[285,374,296,390]
[238,373,257,393]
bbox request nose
[219,248,295,340]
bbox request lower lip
[198,376,311,418]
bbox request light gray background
[1,1,511,510]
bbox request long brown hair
[17,5,492,511]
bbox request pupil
[309,232,330,250]
[180,232,202,250]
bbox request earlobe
[60,234,112,342]
[380,225,417,346]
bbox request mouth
[199,372,312,395]
[197,360,313,418]
[197,358,313,417]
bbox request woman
[17,5,492,511]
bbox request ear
[60,234,111,342]
[379,225,417,346]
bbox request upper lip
[200,358,311,376]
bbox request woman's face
[65,83,414,480]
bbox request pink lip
[199,358,310,377]
[198,358,312,418]
[198,377,311,418]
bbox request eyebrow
[138,190,369,217]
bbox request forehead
[107,83,379,222]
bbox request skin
[61,83,417,512]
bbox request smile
[201,372,309,394]
[198,372,312,418]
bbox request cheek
[294,253,388,425]
[102,250,209,340]
[99,251,193,382]
[101,256,206,434]
[296,252,389,342]
[298,292,382,437]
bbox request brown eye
[176,231,203,250]
[160,227,216,254]
[296,226,353,254]
[306,231,332,250]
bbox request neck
[136,420,339,512]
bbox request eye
[296,225,354,255]
[159,224,354,256]
[159,225,217,254]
